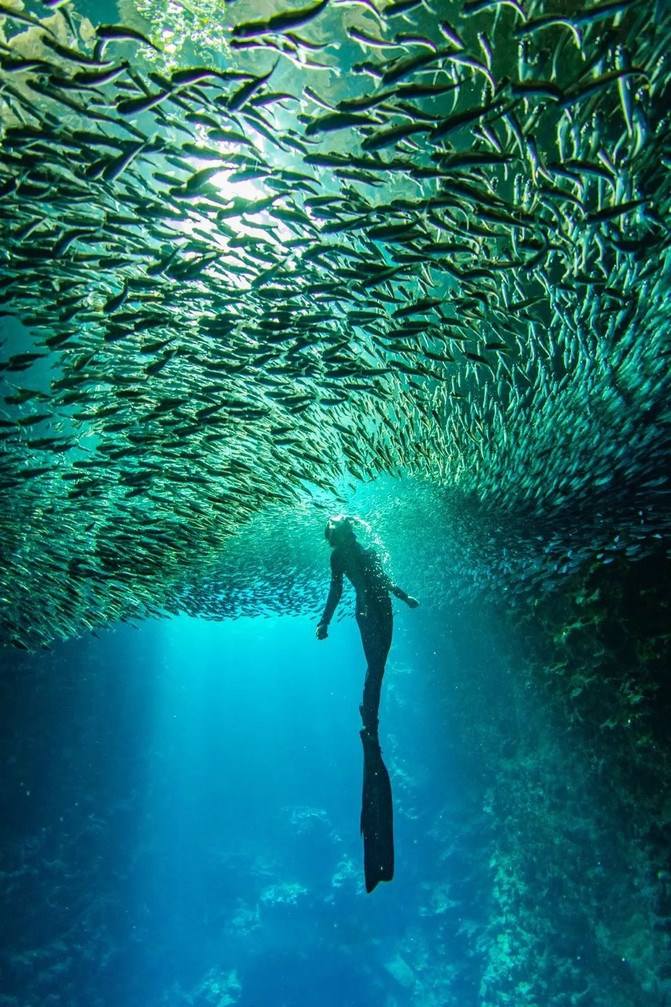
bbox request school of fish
[0,0,669,648]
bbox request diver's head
[325,514,357,548]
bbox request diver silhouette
[316,515,418,892]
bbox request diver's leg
[358,599,393,736]
[357,598,395,892]
[357,612,381,735]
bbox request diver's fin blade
[360,731,394,893]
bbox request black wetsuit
[320,541,408,734]
[319,537,413,891]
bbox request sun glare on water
[169,161,295,271]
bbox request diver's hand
[406,596,419,608]
[316,622,328,640]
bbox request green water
[0,0,668,647]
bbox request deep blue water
[2,560,670,1006]
[1,599,478,1005]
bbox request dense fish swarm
[0,0,669,648]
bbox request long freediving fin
[359,728,394,893]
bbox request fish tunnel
[1,0,670,1005]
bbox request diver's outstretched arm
[391,585,419,607]
[373,552,417,607]
[317,553,343,638]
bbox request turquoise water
[2,545,670,1005]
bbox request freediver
[316,515,418,892]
